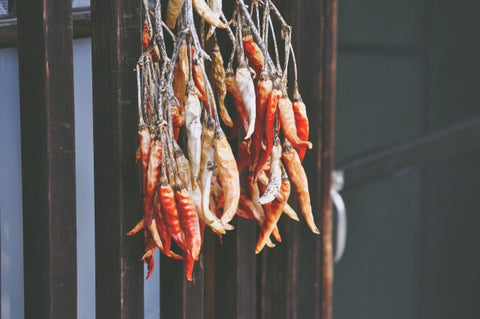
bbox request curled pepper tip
[222,222,235,231]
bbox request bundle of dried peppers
[128,0,319,281]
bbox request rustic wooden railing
[3,0,336,318]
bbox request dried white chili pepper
[184,89,203,189]
[198,119,229,233]
[235,64,256,139]
[206,0,222,39]
[192,0,230,29]
[214,127,240,225]
[166,0,185,29]
[259,138,282,205]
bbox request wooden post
[90,0,144,317]
[16,0,77,317]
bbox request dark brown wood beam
[90,0,144,318]
[16,0,77,317]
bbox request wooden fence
[2,0,336,317]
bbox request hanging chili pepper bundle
[128,0,320,282]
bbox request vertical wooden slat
[160,237,205,318]
[258,0,336,319]
[90,0,144,318]
[8,0,15,14]
[319,0,336,318]
[16,0,77,317]
[211,218,257,319]
[258,0,337,318]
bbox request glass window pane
[0,47,24,319]
[73,0,90,8]
[0,0,7,15]
[74,38,95,319]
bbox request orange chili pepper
[255,167,291,253]
[175,183,202,260]
[142,23,151,50]
[214,128,240,225]
[254,85,282,181]
[144,138,162,227]
[257,170,297,221]
[244,172,265,221]
[144,253,155,280]
[154,189,183,260]
[192,59,209,106]
[283,203,300,222]
[184,252,195,281]
[292,88,310,161]
[173,43,189,108]
[242,33,264,76]
[138,128,151,194]
[171,101,185,128]
[271,224,282,243]
[282,140,320,234]
[239,192,263,223]
[159,179,187,251]
[236,140,252,174]
[278,94,312,150]
[250,74,272,170]
[126,218,145,236]
[212,44,233,127]
[225,70,248,133]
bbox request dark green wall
[334,1,480,318]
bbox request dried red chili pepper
[184,252,195,281]
[254,83,282,181]
[255,166,291,254]
[192,58,209,106]
[212,44,233,127]
[138,128,151,193]
[282,140,320,234]
[271,224,282,243]
[159,178,187,251]
[259,138,282,204]
[236,140,252,174]
[126,218,146,236]
[144,138,162,227]
[242,33,264,76]
[175,182,202,260]
[292,88,310,161]
[278,94,312,150]
[154,189,183,260]
[225,70,248,133]
[173,43,189,108]
[250,73,273,170]
[142,23,151,50]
